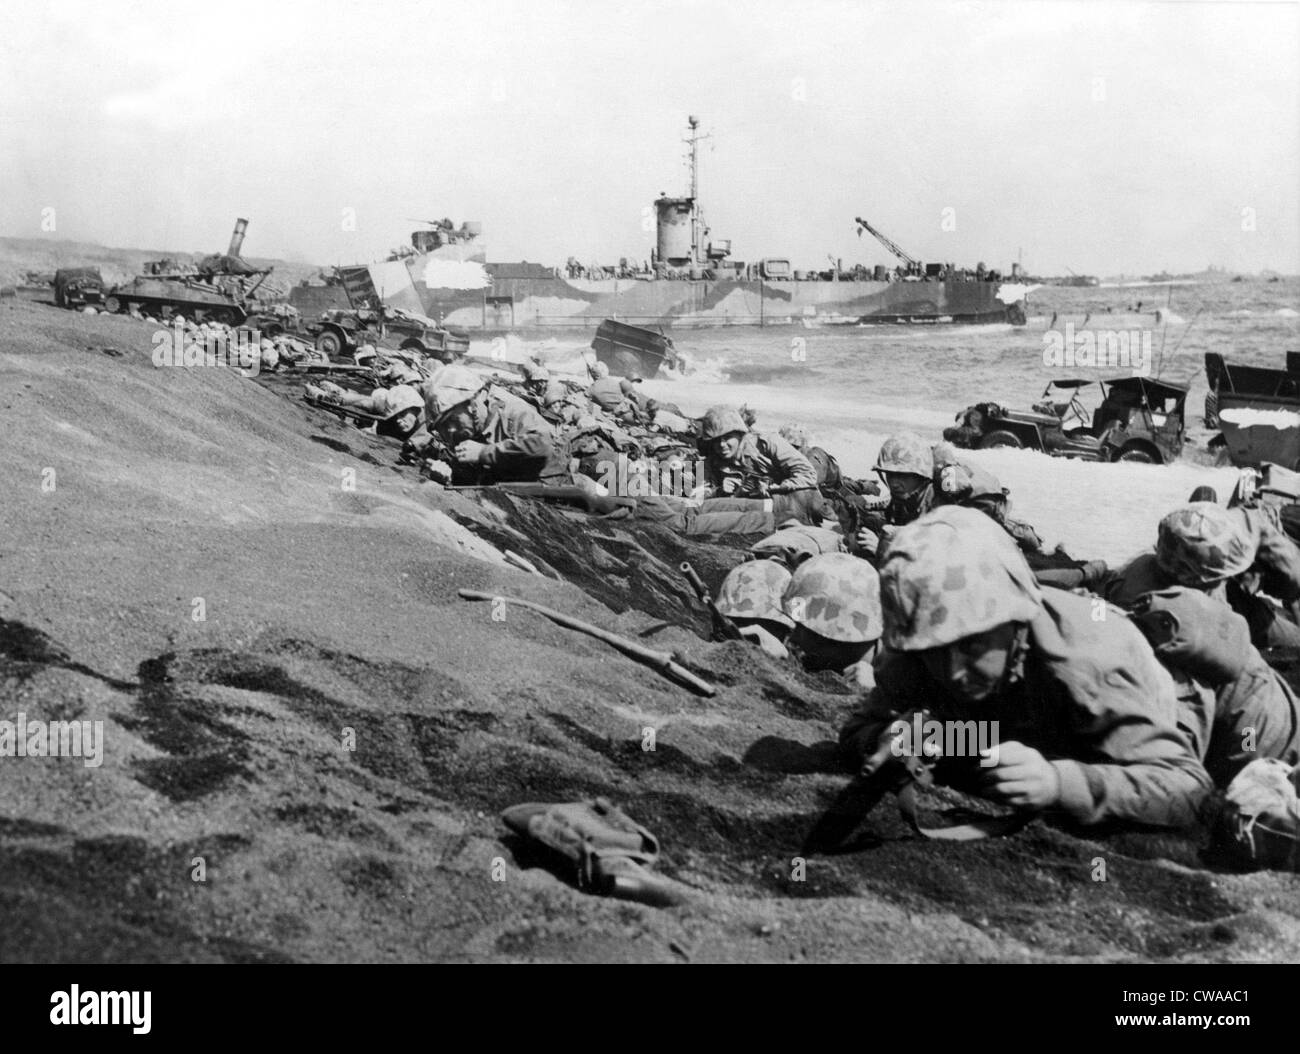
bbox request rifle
[679,562,744,641]
[802,709,1031,853]
[458,589,715,696]
[445,482,635,517]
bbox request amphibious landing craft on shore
[291,118,1029,332]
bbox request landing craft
[1206,351,1300,470]
[290,118,1030,331]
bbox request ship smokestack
[227,218,248,258]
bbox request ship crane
[854,216,919,269]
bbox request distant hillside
[0,235,324,299]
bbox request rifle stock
[679,562,743,641]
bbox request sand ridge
[2,298,1299,963]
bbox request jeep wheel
[103,295,122,315]
[978,429,1024,450]
[1117,446,1156,464]
[315,330,345,357]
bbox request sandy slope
[2,299,1299,963]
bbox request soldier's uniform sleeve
[480,401,555,476]
[759,435,818,493]
[1249,507,1300,603]
[1184,657,1300,787]
[1046,645,1213,829]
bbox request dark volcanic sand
[2,298,1298,963]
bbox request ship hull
[431,274,1018,330]
[289,248,1024,330]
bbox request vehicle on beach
[590,318,678,379]
[944,376,1189,464]
[1207,351,1300,469]
[102,272,259,325]
[307,304,470,362]
[100,218,272,325]
[52,267,104,308]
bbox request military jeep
[308,305,470,362]
[945,376,1188,465]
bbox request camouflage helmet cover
[1155,502,1258,586]
[880,505,1042,650]
[383,384,425,418]
[779,422,810,448]
[424,365,484,418]
[701,406,749,441]
[781,552,882,643]
[715,560,795,626]
[874,431,935,478]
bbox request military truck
[53,268,105,308]
[945,376,1188,465]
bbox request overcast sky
[2,0,1296,274]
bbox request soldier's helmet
[383,385,425,419]
[589,360,610,379]
[779,422,810,449]
[880,505,1042,651]
[1155,502,1258,586]
[874,431,935,478]
[781,552,882,643]
[424,365,484,419]
[715,560,795,626]
[700,406,749,441]
[521,361,550,383]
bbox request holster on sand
[501,798,692,907]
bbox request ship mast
[685,115,710,266]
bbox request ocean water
[471,278,1300,565]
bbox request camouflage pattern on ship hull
[290,245,1023,331]
[427,274,1018,330]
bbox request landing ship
[292,119,1028,332]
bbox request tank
[102,275,249,324]
[655,196,693,266]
